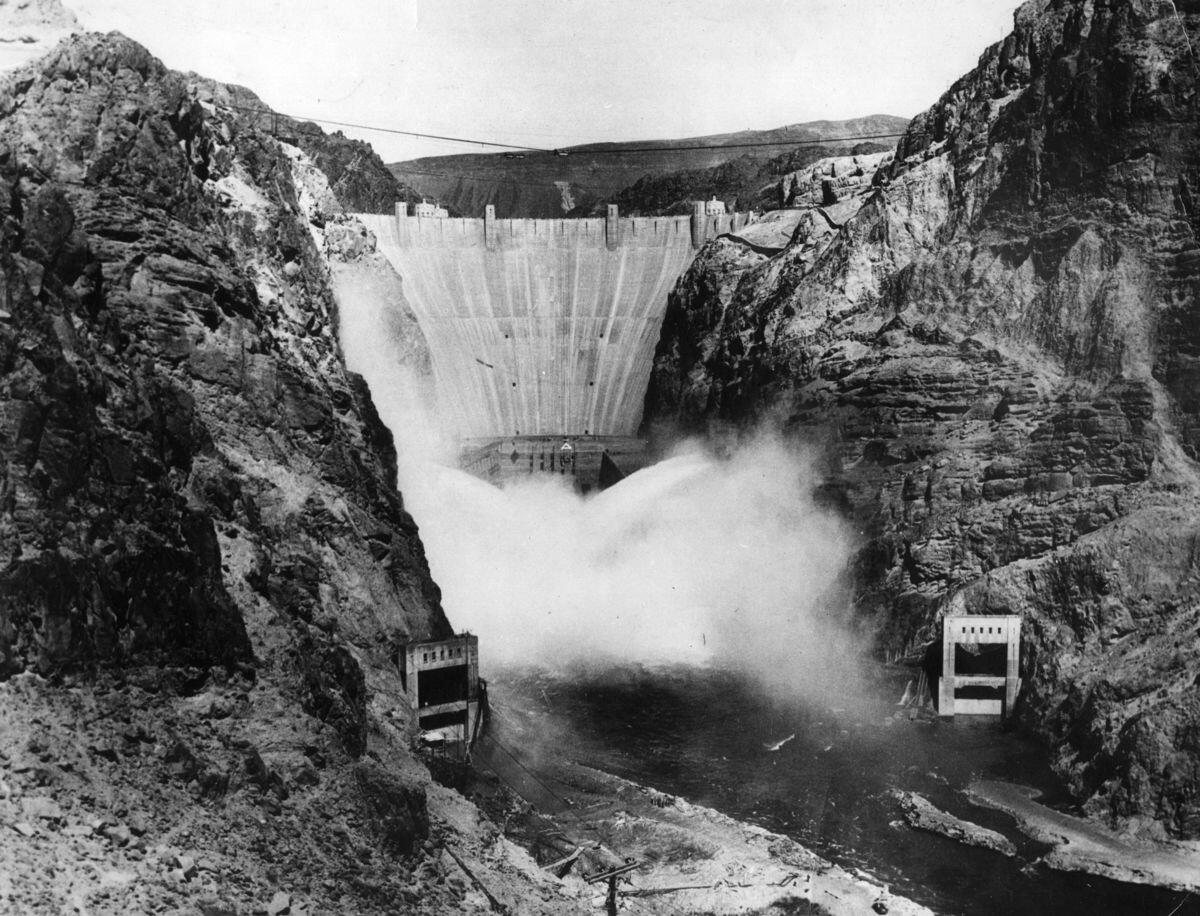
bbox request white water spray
[335,257,865,702]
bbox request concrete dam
[356,202,751,486]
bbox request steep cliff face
[645,0,1200,837]
[0,33,579,914]
[0,26,448,720]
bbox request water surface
[490,664,1200,916]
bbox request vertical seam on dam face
[356,210,742,442]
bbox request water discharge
[402,440,858,693]
[336,260,866,705]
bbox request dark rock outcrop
[0,30,450,686]
[645,0,1200,838]
[0,32,536,916]
[891,790,1018,856]
[1,171,253,670]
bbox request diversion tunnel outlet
[403,634,482,758]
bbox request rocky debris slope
[772,150,894,212]
[0,32,584,914]
[644,0,1200,839]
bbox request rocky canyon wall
[0,29,449,706]
[644,0,1200,838]
[0,32,580,915]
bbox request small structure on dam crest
[938,615,1021,718]
[357,200,754,489]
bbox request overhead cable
[220,101,544,151]
[218,101,905,157]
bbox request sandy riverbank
[966,779,1200,894]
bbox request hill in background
[388,115,909,218]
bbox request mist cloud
[336,264,865,704]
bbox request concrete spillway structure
[358,205,749,441]
[357,203,750,487]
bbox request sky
[68,0,1020,162]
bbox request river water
[490,663,1200,916]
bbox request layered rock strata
[644,0,1200,838]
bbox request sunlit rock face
[0,0,79,72]
[645,0,1200,837]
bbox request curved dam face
[356,207,749,448]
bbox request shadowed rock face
[0,32,508,915]
[0,31,449,711]
[645,0,1200,837]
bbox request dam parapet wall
[381,203,750,251]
